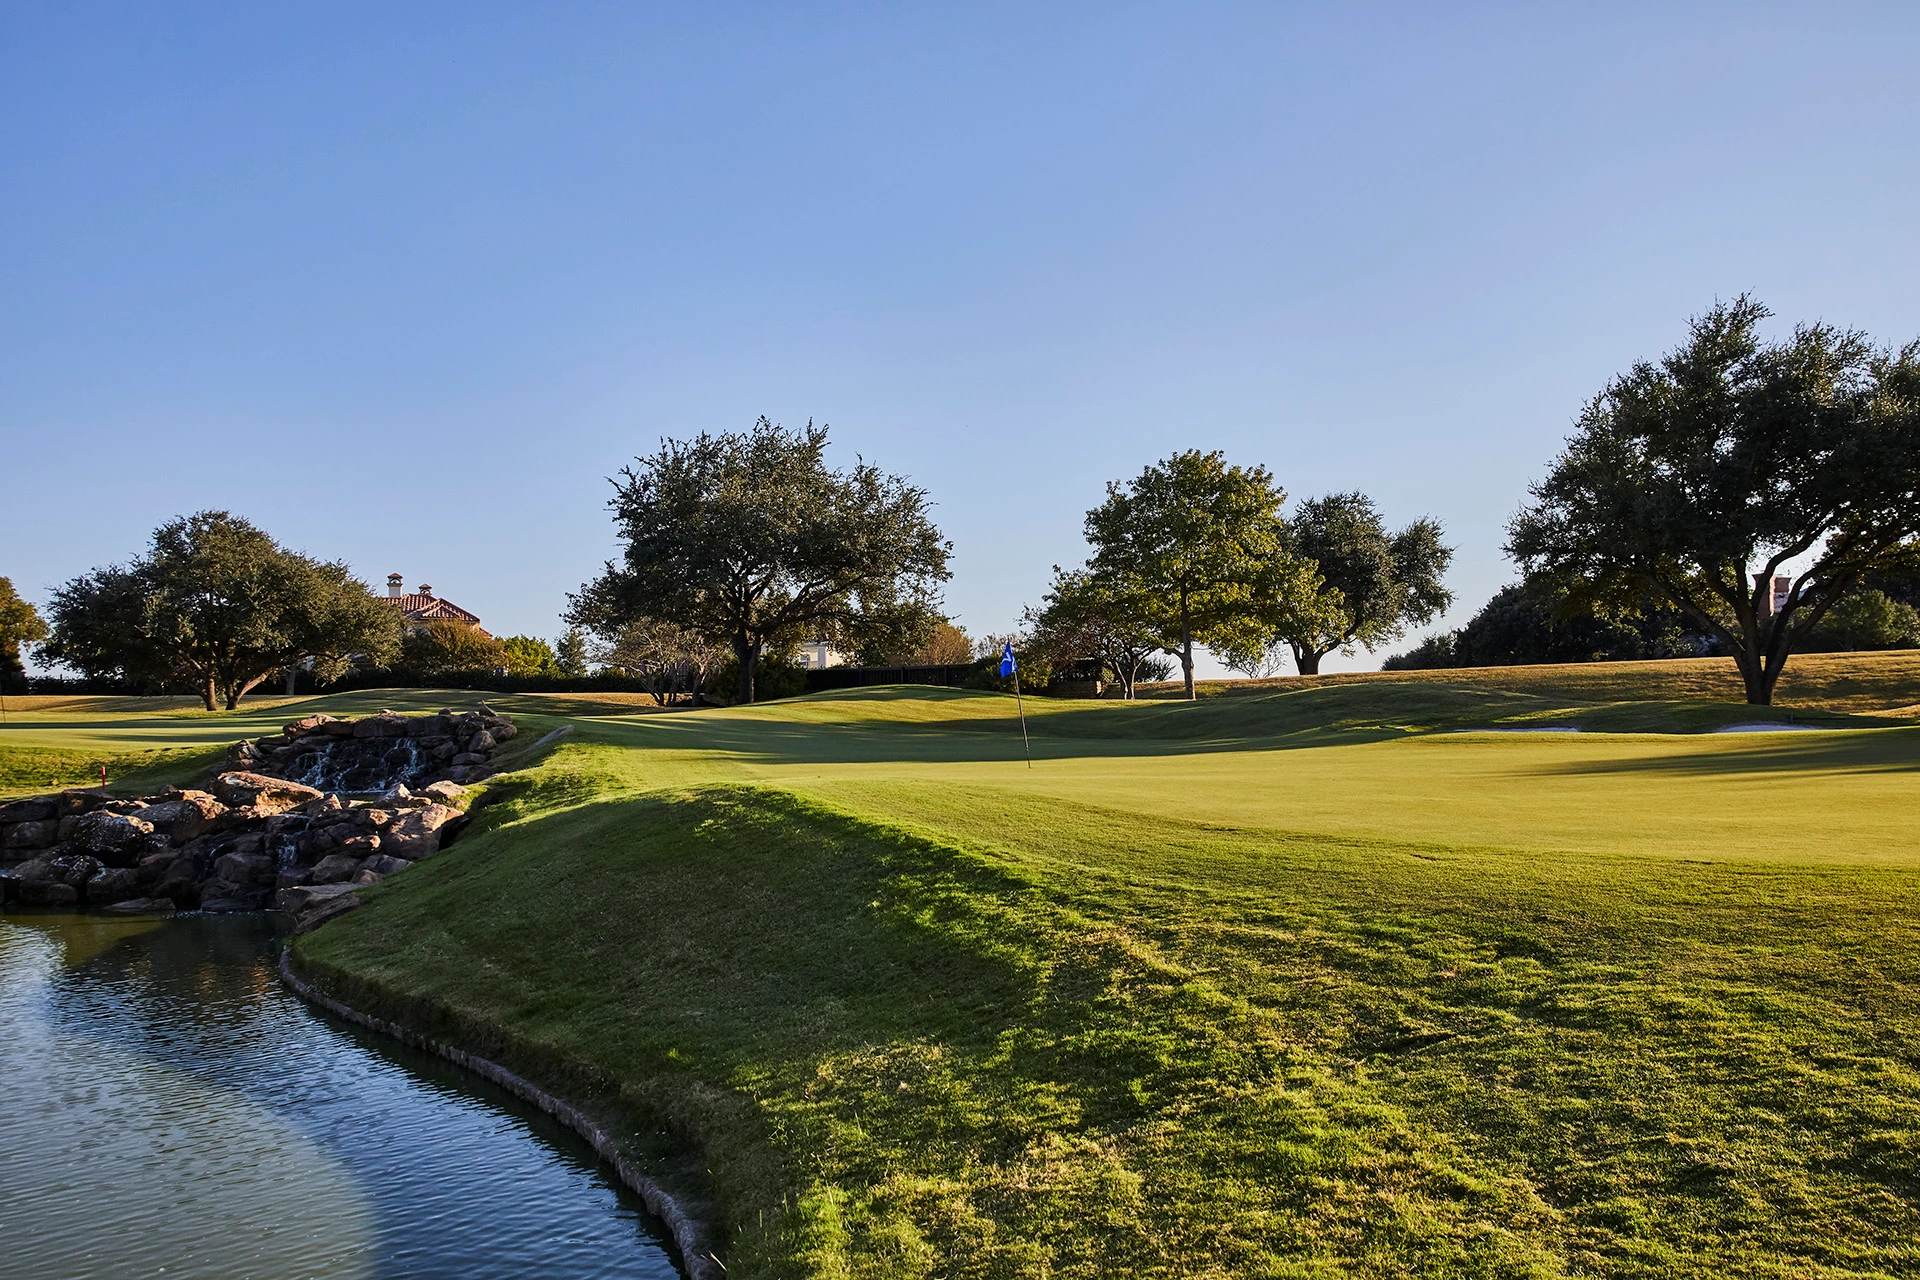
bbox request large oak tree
[1084,450,1319,699]
[1273,493,1453,675]
[38,512,401,709]
[1508,298,1920,705]
[570,418,951,703]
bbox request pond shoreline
[277,949,721,1280]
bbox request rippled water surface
[0,912,681,1280]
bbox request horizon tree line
[12,297,1919,708]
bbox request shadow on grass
[1526,726,1920,777]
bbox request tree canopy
[1385,577,1714,671]
[400,619,507,678]
[589,616,728,705]
[554,627,591,677]
[1508,297,1920,704]
[0,577,49,693]
[500,634,559,677]
[37,512,400,709]
[1084,451,1318,699]
[1273,493,1453,675]
[570,418,951,702]
[1024,566,1170,699]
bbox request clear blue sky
[6,4,1918,676]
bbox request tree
[1392,579,1712,669]
[38,512,401,709]
[1024,566,1171,699]
[555,627,591,676]
[1803,589,1920,652]
[1273,493,1453,675]
[500,635,558,677]
[916,620,973,665]
[589,617,728,705]
[0,577,48,693]
[400,620,508,677]
[1509,297,1920,704]
[855,616,971,666]
[1084,451,1317,699]
[570,418,952,702]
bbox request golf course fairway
[8,659,1920,1277]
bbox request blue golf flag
[999,641,1017,678]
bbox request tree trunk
[735,635,760,704]
[201,677,217,712]
[1293,646,1322,676]
[1731,637,1784,705]
[1179,594,1196,700]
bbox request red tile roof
[383,593,488,635]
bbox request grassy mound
[1148,649,1920,715]
[284,676,1920,1278]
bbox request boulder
[382,803,457,859]
[211,772,323,814]
[10,856,60,884]
[283,714,338,736]
[137,850,183,888]
[103,897,175,915]
[0,798,56,824]
[352,713,410,739]
[450,752,487,767]
[488,719,517,742]
[213,851,275,886]
[66,811,156,865]
[85,867,142,904]
[308,853,364,885]
[151,870,202,909]
[359,853,412,878]
[420,780,469,804]
[200,897,257,913]
[57,789,113,815]
[50,853,105,887]
[302,794,348,818]
[276,882,359,914]
[130,792,226,841]
[294,893,362,933]
[18,881,78,906]
[466,730,497,754]
[2,820,57,851]
[320,718,357,736]
[338,831,381,857]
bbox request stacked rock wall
[0,709,518,926]
[230,706,517,791]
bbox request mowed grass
[0,688,672,797]
[269,660,1920,1278]
[1148,649,1920,716]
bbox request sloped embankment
[288,722,1920,1278]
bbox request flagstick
[1012,668,1032,769]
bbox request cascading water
[285,736,430,794]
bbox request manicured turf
[8,657,1917,1275]
[248,657,1920,1278]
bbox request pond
[0,911,683,1280]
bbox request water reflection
[0,913,680,1280]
